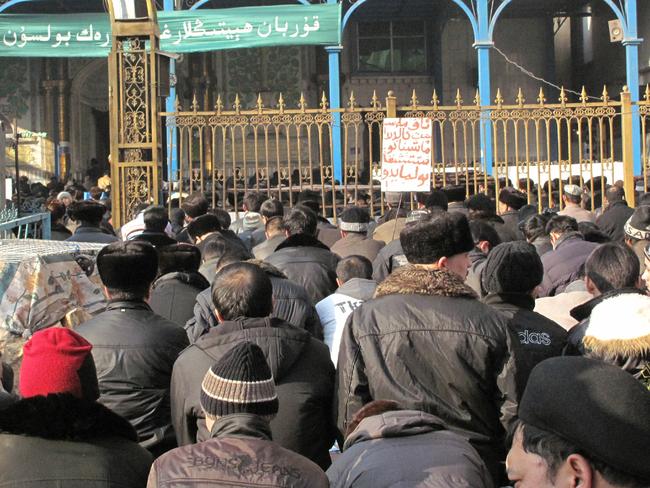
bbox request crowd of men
[1,181,650,488]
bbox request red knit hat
[19,327,99,400]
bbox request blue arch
[0,0,35,13]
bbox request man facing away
[558,184,595,223]
[148,342,328,488]
[337,211,519,483]
[76,241,189,456]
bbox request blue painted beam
[326,45,343,185]
[164,0,178,183]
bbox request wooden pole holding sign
[381,118,433,192]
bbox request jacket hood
[246,259,288,279]
[336,278,377,301]
[375,265,477,299]
[344,410,445,450]
[197,317,310,381]
[570,288,642,321]
[275,233,330,252]
[153,271,210,291]
[0,393,138,442]
[583,293,650,360]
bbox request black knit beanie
[482,241,543,294]
[200,342,278,422]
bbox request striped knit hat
[200,342,278,422]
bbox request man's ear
[584,276,599,296]
[436,256,448,270]
[477,240,491,254]
[560,454,595,488]
[214,309,224,323]
[285,229,291,238]
[336,277,343,288]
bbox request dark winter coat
[252,234,286,260]
[483,293,567,389]
[264,233,340,304]
[50,222,72,241]
[337,265,520,482]
[327,410,494,488]
[371,238,408,283]
[0,394,152,488]
[66,225,119,244]
[530,236,553,256]
[76,300,189,454]
[171,316,336,469]
[500,211,524,241]
[317,219,342,248]
[132,231,177,248]
[473,215,519,244]
[331,232,385,263]
[148,414,328,488]
[465,249,487,297]
[149,272,210,327]
[184,262,323,343]
[538,232,600,297]
[0,362,14,410]
[596,201,634,242]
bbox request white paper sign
[381,117,432,192]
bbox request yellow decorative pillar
[56,78,70,182]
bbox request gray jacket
[327,410,493,488]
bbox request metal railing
[0,211,51,240]
[161,85,648,218]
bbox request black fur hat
[97,241,158,290]
[157,243,202,275]
[400,212,474,263]
[187,214,222,240]
[498,187,528,210]
[68,200,106,224]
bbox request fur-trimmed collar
[375,265,477,299]
[153,271,210,291]
[275,233,330,251]
[0,394,137,442]
[583,293,650,359]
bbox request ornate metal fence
[161,85,646,219]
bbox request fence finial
[431,89,439,109]
[537,87,546,106]
[474,89,480,107]
[191,92,199,112]
[256,93,264,113]
[579,86,588,105]
[494,88,503,107]
[278,93,285,113]
[516,88,525,107]
[371,90,380,110]
[174,94,181,111]
[215,93,223,114]
[644,84,650,102]
[320,91,329,112]
[348,91,357,109]
[299,92,307,112]
[410,89,419,109]
[233,93,241,113]
[455,88,462,108]
[559,86,568,105]
[601,85,609,105]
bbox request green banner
[0,3,341,57]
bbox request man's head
[19,327,99,401]
[207,208,231,230]
[345,400,401,439]
[469,219,501,255]
[297,190,322,215]
[97,241,158,301]
[584,243,641,296]
[605,186,626,206]
[443,185,466,204]
[339,206,371,236]
[264,216,285,240]
[482,241,544,296]
[562,184,582,207]
[181,193,209,221]
[466,193,496,219]
[187,214,223,243]
[417,190,448,211]
[624,206,650,245]
[47,200,67,224]
[68,200,106,226]
[499,187,528,214]
[200,342,278,432]
[545,215,579,247]
[211,262,273,322]
[336,255,373,287]
[522,214,550,243]
[143,205,169,233]
[56,191,73,207]
[400,212,474,279]
[284,206,318,237]
[259,198,284,221]
[242,192,265,213]
[89,186,103,201]
[507,357,650,487]
[157,243,202,276]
